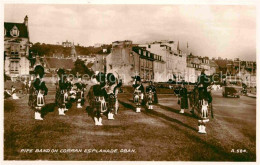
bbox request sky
[4,4,256,61]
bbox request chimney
[24,15,28,26]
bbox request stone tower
[71,42,77,60]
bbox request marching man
[32,65,48,120]
[179,81,188,114]
[146,81,158,110]
[197,69,212,134]
[132,76,144,112]
[75,78,86,108]
[89,72,107,125]
[56,69,67,116]
[105,73,117,120]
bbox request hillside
[30,42,112,57]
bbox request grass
[4,84,256,161]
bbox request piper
[75,78,86,108]
[145,81,157,110]
[88,72,107,125]
[105,73,117,120]
[31,65,48,120]
[132,76,144,113]
[196,69,213,134]
[56,69,67,116]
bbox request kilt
[181,96,188,109]
[56,89,66,108]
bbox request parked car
[222,77,243,98]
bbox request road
[4,84,256,161]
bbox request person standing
[32,65,48,120]
[132,76,144,112]
[105,73,117,120]
[146,81,158,104]
[179,82,188,114]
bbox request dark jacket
[180,87,188,109]
[34,78,48,95]
[133,84,144,93]
[146,85,158,104]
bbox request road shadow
[41,103,56,117]
[119,99,197,132]
[156,103,195,119]
[143,108,197,132]
[85,106,108,123]
[119,100,136,112]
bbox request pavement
[246,93,256,98]
[4,84,256,161]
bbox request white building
[4,15,30,81]
[139,40,187,82]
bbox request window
[148,45,151,48]
[10,44,20,55]
[10,26,19,37]
[4,28,6,36]
[10,61,19,72]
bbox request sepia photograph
[2,0,257,162]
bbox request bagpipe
[28,84,46,111]
[35,89,46,110]
[93,96,108,114]
[76,83,85,108]
[146,90,154,105]
[133,88,143,113]
[133,89,143,106]
[56,88,69,108]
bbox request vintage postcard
[1,0,258,164]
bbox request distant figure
[11,85,19,100]
[132,76,144,112]
[4,88,12,99]
[146,81,158,104]
[179,82,188,114]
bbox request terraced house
[106,40,165,84]
[4,15,30,81]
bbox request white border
[0,0,259,165]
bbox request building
[106,40,135,84]
[77,55,96,64]
[186,54,202,83]
[198,56,210,75]
[44,57,74,73]
[70,43,77,61]
[91,54,107,73]
[106,40,166,84]
[132,47,154,81]
[4,15,30,81]
[214,58,231,74]
[139,40,187,82]
[132,47,164,82]
[209,59,218,75]
[62,40,72,47]
[94,43,103,48]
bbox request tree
[71,59,94,77]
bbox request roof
[214,60,232,68]
[4,22,28,38]
[45,58,74,70]
[209,60,218,67]
[86,62,94,68]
